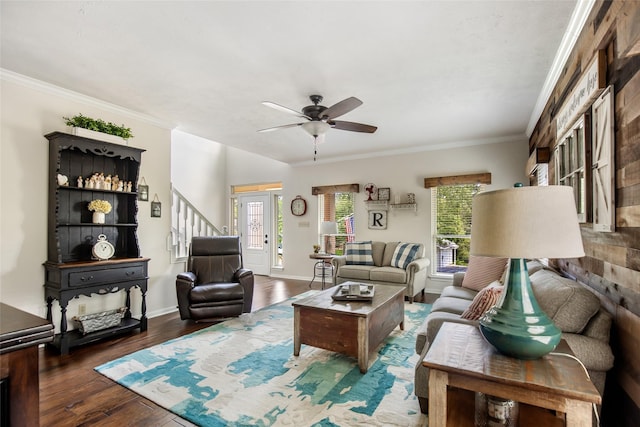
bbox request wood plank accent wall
[528,2,640,425]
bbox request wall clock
[92,234,115,260]
[291,195,307,216]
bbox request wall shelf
[390,203,417,213]
[364,200,388,210]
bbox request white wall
[171,130,227,228]
[226,138,529,289]
[0,76,181,331]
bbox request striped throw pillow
[345,241,374,265]
[461,256,509,291]
[391,243,421,269]
[461,281,503,320]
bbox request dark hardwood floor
[39,277,431,426]
[39,276,311,427]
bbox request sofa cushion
[562,333,615,371]
[370,266,406,283]
[345,241,374,265]
[371,241,386,266]
[461,256,509,291]
[461,281,503,320]
[431,296,472,315]
[336,265,372,281]
[382,242,400,266]
[526,259,546,275]
[530,269,600,333]
[440,285,478,301]
[391,243,422,269]
[582,309,612,343]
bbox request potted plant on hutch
[64,114,134,144]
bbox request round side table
[308,253,335,289]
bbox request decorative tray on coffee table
[331,283,375,302]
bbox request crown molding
[0,68,174,129]
[526,0,596,137]
[291,133,527,167]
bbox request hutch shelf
[44,131,149,355]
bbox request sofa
[414,259,614,414]
[331,241,430,303]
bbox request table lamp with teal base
[470,185,585,360]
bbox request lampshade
[471,185,585,360]
[320,221,338,235]
[470,186,584,259]
[301,121,331,138]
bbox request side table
[422,323,600,427]
[0,303,54,427]
[308,253,334,289]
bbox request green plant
[64,114,134,140]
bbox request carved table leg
[140,288,148,331]
[124,288,132,319]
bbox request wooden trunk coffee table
[292,283,405,373]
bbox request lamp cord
[549,352,600,426]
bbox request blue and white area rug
[96,292,431,426]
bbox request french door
[238,194,271,275]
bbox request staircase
[170,185,225,262]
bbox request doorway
[238,194,271,275]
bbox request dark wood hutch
[43,131,149,355]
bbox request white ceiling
[1,1,580,165]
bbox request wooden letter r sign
[368,210,387,230]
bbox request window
[318,192,355,255]
[555,117,588,222]
[432,184,482,274]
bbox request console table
[0,303,54,426]
[422,323,601,427]
[44,258,149,355]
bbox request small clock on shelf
[291,195,307,216]
[92,234,115,260]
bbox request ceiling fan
[258,95,377,160]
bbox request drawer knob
[81,275,94,282]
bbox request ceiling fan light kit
[301,121,331,138]
[259,94,377,161]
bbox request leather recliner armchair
[176,236,254,321]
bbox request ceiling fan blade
[257,123,304,133]
[331,120,377,133]
[262,101,311,120]
[320,97,363,120]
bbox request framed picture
[368,210,387,229]
[378,187,390,201]
[138,185,149,201]
[151,201,161,218]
